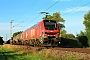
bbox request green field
[0,46,60,60]
[0,45,78,60]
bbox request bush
[59,34,82,48]
[76,36,89,47]
[0,36,4,45]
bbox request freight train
[10,20,61,46]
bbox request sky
[0,0,90,41]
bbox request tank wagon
[10,33,23,45]
[10,20,61,46]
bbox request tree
[51,12,65,22]
[43,15,53,20]
[76,36,88,47]
[76,31,89,47]
[43,12,65,29]
[60,29,67,35]
[60,34,82,48]
[58,23,65,30]
[61,34,75,39]
[76,31,86,36]
[83,11,90,46]
[12,31,23,37]
[0,36,4,45]
[60,29,67,37]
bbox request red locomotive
[11,20,61,46]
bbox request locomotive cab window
[44,20,57,30]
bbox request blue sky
[0,0,90,41]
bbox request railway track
[51,47,90,54]
[3,44,90,54]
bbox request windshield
[44,20,57,30]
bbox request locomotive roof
[24,20,56,32]
[24,20,44,32]
[24,23,38,32]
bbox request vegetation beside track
[0,45,80,60]
[0,45,58,60]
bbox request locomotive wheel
[36,39,40,46]
[32,39,43,47]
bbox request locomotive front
[40,20,61,46]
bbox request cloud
[61,6,90,13]
[54,0,71,2]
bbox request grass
[63,56,78,60]
[0,45,79,60]
[0,46,61,60]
